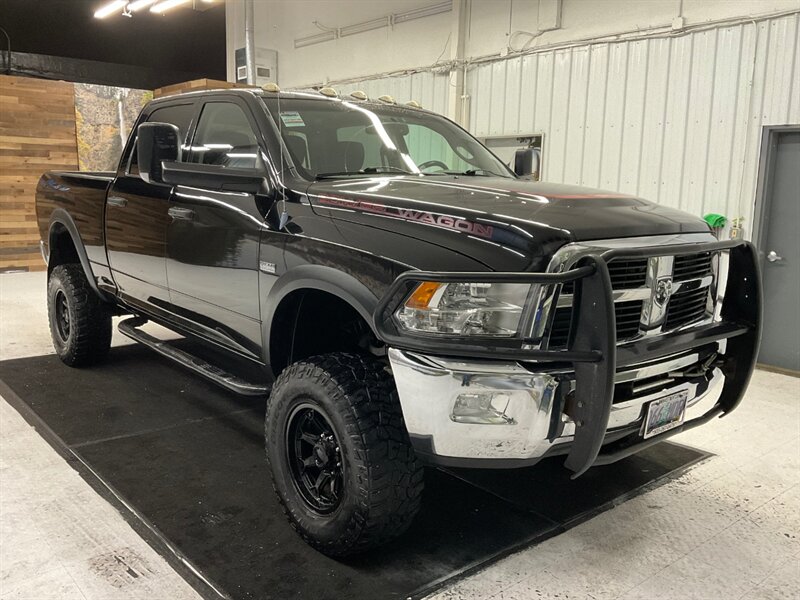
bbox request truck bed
[36,170,114,278]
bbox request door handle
[107,196,128,208]
[766,250,783,263]
[168,207,195,221]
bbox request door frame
[752,124,800,374]
[752,125,800,250]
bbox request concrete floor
[1,271,798,600]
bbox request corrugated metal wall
[466,13,800,228]
[323,13,798,231]
[335,71,451,117]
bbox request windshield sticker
[279,111,305,127]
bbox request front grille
[607,258,648,289]
[546,250,717,349]
[615,300,644,341]
[664,286,710,330]
[549,300,644,347]
[561,257,648,295]
[549,306,573,347]
[673,252,713,281]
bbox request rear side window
[128,103,195,176]
[187,102,259,169]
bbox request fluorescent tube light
[294,30,337,48]
[94,0,127,19]
[340,17,389,38]
[151,0,190,13]
[394,1,451,24]
[128,0,157,11]
[293,1,452,48]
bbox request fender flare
[48,208,112,302]
[261,265,381,368]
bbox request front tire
[265,353,424,556]
[47,264,112,367]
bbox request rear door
[164,97,271,359]
[106,101,197,311]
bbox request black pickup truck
[36,87,761,556]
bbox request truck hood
[306,175,710,272]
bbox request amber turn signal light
[405,281,444,309]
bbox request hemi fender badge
[259,261,278,274]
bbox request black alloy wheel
[53,289,71,343]
[47,263,112,367]
[286,403,344,514]
[265,353,424,556]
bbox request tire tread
[266,352,424,556]
[48,264,112,367]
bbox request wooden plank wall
[154,78,254,98]
[0,75,79,272]
[0,76,249,272]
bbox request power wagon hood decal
[307,176,709,272]
[313,195,496,239]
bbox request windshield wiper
[315,166,414,180]
[363,166,413,174]
[456,168,502,177]
[423,168,503,177]
[315,171,361,179]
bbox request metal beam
[446,0,469,126]
[244,0,255,85]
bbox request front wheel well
[269,289,382,376]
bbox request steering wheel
[417,160,450,172]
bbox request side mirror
[138,122,181,184]
[513,147,540,179]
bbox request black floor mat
[0,345,708,600]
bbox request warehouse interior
[0,1,798,599]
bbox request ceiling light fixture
[294,31,336,49]
[151,0,191,13]
[128,0,157,11]
[93,0,127,19]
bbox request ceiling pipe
[244,0,256,85]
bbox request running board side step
[118,318,269,397]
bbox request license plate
[643,391,688,439]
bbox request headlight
[395,281,532,337]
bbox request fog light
[451,392,516,424]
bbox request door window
[188,102,260,169]
[128,103,194,176]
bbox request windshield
[262,96,513,180]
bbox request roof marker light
[405,100,422,108]
[350,90,368,100]
[378,95,396,104]
[262,82,281,93]
[319,87,338,97]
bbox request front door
[165,98,271,360]
[757,130,800,372]
[106,101,196,311]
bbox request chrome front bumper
[378,238,760,474]
[388,346,725,466]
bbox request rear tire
[47,264,112,367]
[265,352,424,556]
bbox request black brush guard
[374,240,762,478]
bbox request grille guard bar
[373,239,762,477]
